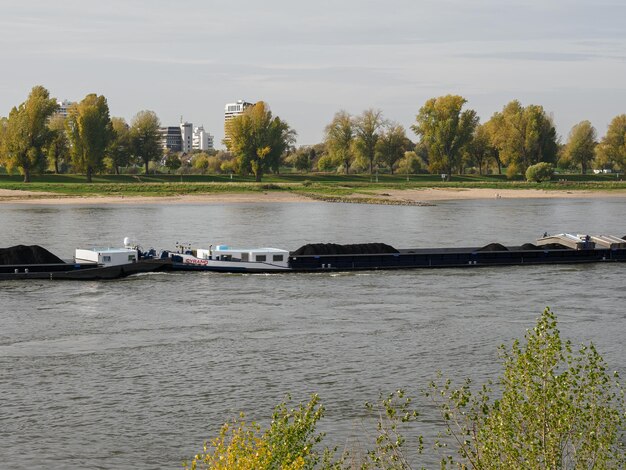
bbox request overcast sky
[1,0,625,147]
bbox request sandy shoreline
[0,187,626,205]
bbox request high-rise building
[224,99,253,143]
[180,121,193,153]
[193,126,214,151]
[158,127,182,152]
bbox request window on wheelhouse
[256,255,267,262]
[273,255,284,262]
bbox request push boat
[162,233,626,274]
[0,238,170,280]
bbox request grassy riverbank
[0,173,625,198]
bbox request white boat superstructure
[74,238,142,267]
[169,244,291,271]
[536,232,626,250]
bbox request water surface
[1,198,625,468]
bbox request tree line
[0,86,163,182]
[1,86,625,182]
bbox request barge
[163,233,626,274]
[0,240,170,280]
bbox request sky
[1,0,625,148]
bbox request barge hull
[289,247,626,271]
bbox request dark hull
[0,259,171,280]
[166,246,626,274]
[289,246,626,271]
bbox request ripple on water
[1,200,626,468]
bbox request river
[1,198,625,468]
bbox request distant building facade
[55,99,75,119]
[158,127,182,152]
[193,126,214,151]
[159,121,214,153]
[224,99,253,143]
[180,121,193,153]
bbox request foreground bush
[186,308,625,469]
[184,395,330,470]
[526,162,555,182]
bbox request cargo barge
[163,233,626,273]
[0,241,170,280]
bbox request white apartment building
[180,121,193,153]
[56,99,75,118]
[224,99,253,142]
[192,126,214,151]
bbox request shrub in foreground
[185,308,625,469]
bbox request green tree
[525,161,554,182]
[1,85,58,182]
[375,123,409,174]
[411,95,478,178]
[324,111,354,174]
[432,307,625,469]
[130,110,162,176]
[561,121,596,174]
[288,146,314,173]
[225,101,295,182]
[0,117,7,171]
[163,151,181,173]
[317,154,338,172]
[66,94,113,182]
[396,150,423,178]
[595,114,626,171]
[46,114,70,174]
[465,124,497,175]
[354,109,384,175]
[107,117,131,175]
[487,100,558,177]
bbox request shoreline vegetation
[1,174,626,205]
[184,308,626,470]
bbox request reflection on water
[1,198,626,469]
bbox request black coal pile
[0,245,65,265]
[520,243,539,250]
[291,243,399,256]
[477,243,509,252]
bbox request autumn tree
[0,117,7,165]
[375,123,409,174]
[46,114,70,174]
[130,110,162,176]
[225,101,295,182]
[487,100,558,177]
[559,121,597,174]
[66,94,113,182]
[107,117,132,175]
[411,95,478,178]
[354,109,385,174]
[324,111,354,174]
[1,86,58,182]
[595,114,626,171]
[465,124,497,175]
[287,146,314,173]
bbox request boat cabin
[196,245,290,266]
[75,247,139,267]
